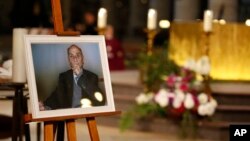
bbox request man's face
[68,46,83,70]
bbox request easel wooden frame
[24,0,121,140]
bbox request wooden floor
[0,119,215,141]
[0,89,215,141]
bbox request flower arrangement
[119,55,218,138]
[155,56,217,116]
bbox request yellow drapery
[169,22,250,80]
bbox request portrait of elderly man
[39,44,106,110]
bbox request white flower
[184,58,196,71]
[184,93,195,109]
[172,89,185,108]
[198,105,207,116]
[206,103,216,116]
[198,93,208,104]
[154,89,169,107]
[135,93,147,105]
[198,102,216,116]
[209,98,218,108]
[196,56,210,75]
[135,92,153,105]
[175,89,185,101]
[173,98,182,109]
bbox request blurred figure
[75,11,98,35]
[105,25,125,71]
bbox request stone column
[174,0,200,21]
[128,0,148,36]
[149,0,171,20]
[208,0,237,22]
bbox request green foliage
[119,102,158,132]
[119,42,216,139]
[139,48,178,92]
[119,43,179,131]
[119,110,134,132]
[179,110,198,138]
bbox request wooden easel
[24,0,121,140]
[24,111,121,141]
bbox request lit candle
[147,9,157,30]
[12,28,28,82]
[98,8,107,28]
[203,10,213,32]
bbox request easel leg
[23,95,31,141]
[66,119,77,141]
[37,123,41,141]
[44,122,54,141]
[86,117,100,141]
[12,89,18,141]
[13,87,26,141]
[56,121,65,141]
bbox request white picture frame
[24,35,115,119]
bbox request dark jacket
[44,69,105,109]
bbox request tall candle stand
[145,29,157,56]
[140,29,157,92]
[203,31,212,96]
[204,32,211,57]
[97,27,106,35]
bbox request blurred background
[1,0,250,141]
[0,0,249,62]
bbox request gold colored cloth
[169,22,250,80]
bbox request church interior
[0,0,250,141]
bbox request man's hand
[72,64,82,75]
[39,101,46,111]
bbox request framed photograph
[24,35,115,119]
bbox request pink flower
[166,74,177,88]
[179,82,189,92]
